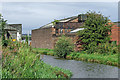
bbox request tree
[0,14,7,46]
[54,36,74,58]
[77,11,112,53]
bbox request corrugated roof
[40,16,78,29]
[40,23,54,29]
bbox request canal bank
[42,55,119,78]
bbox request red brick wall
[110,24,120,45]
[51,33,77,50]
[31,28,54,49]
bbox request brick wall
[31,28,54,49]
[31,22,120,50]
[110,24,120,45]
[55,22,83,29]
[52,33,77,50]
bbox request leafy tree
[77,11,112,53]
[54,36,74,58]
[0,14,7,46]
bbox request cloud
[2,2,118,34]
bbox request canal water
[42,55,119,78]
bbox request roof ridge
[40,15,78,28]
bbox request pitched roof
[40,16,78,29]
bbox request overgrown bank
[2,41,72,78]
[32,48,119,67]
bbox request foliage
[2,41,72,78]
[93,41,118,54]
[54,36,74,58]
[0,14,7,46]
[32,48,54,55]
[2,40,8,47]
[33,47,118,67]
[66,51,118,67]
[77,11,112,53]
[52,19,60,25]
[25,35,28,44]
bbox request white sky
[1,0,119,2]
[0,1,119,34]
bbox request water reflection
[42,55,119,78]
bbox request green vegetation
[54,36,74,58]
[2,41,72,78]
[66,52,118,66]
[52,19,60,25]
[0,14,7,46]
[32,11,119,67]
[33,48,119,67]
[25,35,28,44]
[77,11,112,53]
[1,14,72,78]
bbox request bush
[2,40,8,47]
[54,36,74,58]
[77,11,112,52]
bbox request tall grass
[2,41,72,78]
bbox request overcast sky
[1,2,118,34]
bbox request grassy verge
[2,42,72,78]
[33,48,119,67]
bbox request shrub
[2,40,8,47]
[77,11,112,52]
[54,36,74,58]
[42,51,47,55]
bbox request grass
[2,41,72,78]
[33,48,119,67]
[67,52,118,66]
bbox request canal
[42,55,119,78]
